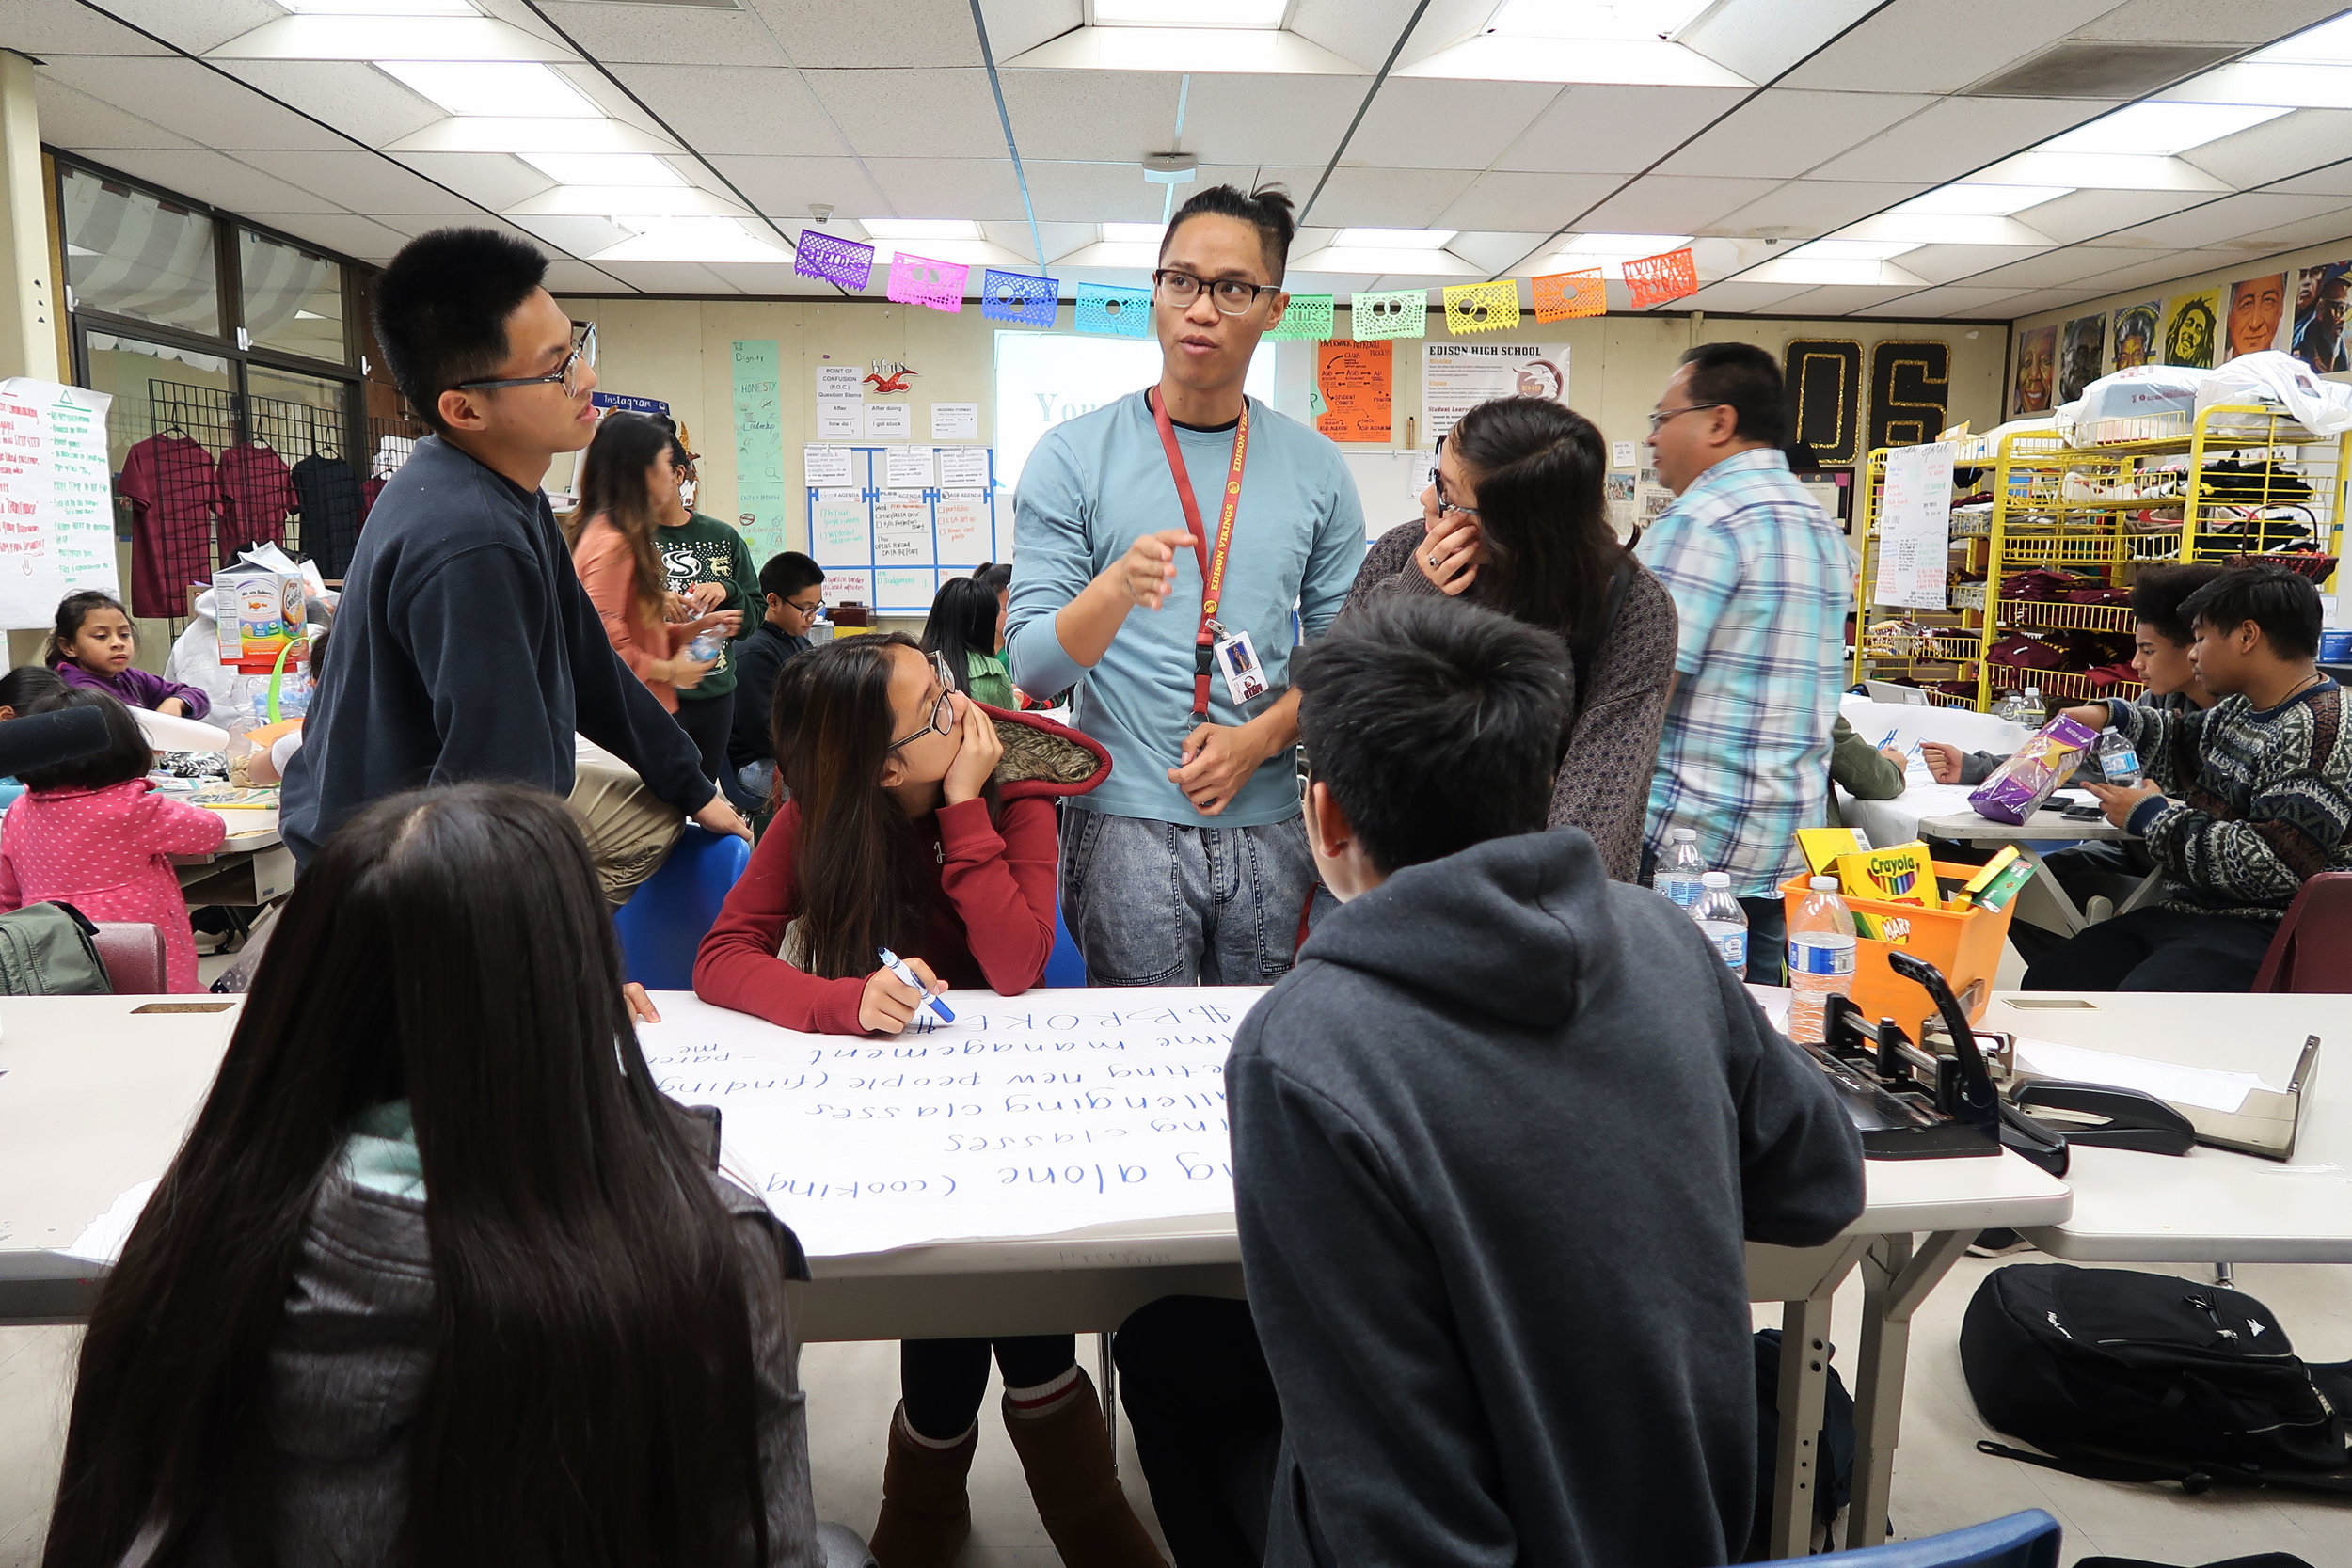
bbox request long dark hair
[18,689,151,791]
[43,784,774,1568]
[46,590,131,665]
[771,633,939,980]
[1446,396,1627,642]
[919,565,1009,694]
[570,412,671,616]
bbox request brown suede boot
[869,1403,977,1568]
[1000,1370,1168,1568]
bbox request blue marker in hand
[878,946,954,1028]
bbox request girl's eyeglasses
[888,651,961,751]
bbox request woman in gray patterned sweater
[1343,396,1677,881]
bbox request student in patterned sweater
[2041,565,2349,991]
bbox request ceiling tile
[1182,75,1370,168]
[739,0,985,68]
[502,215,639,260]
[1756,282,1943,316]
[1808,96,2118,184]
[1446,230,1558,271]
[1343,80,1563,172]
[6,0,172,55]
[1294,0,1470,74]
[707,157,890,221]
[595,261,742,294]
[700,262,844,295]
[1661,91,1938,180]
[390,152,556,212]
[210,61,445,149]
[607,65,847,161]
[2067,251,2224,293]
[1678,280,1821,313]
[1574,175,1784,234]
[997,70,1185,164]
[1677,0,1883,86]
[2227,205,2352,253]
[1022,161,1168,225]
[1956,246,2148,288]
[971,0,1087,63]
[1990,286,2113,315]
[1894,243,2063,286]
[530,1,791,68]
[1851,284,2028,316]
[1295,166,1481,229]
[1775,0,2123,94]
[2019,187,2211,245]
[32,78,197,151]
[2068,0,2348,45]
[1436,170,1623,232]
[234,212,410,263]
[34,56,348,152]
[1709,179,1935,239]
[231,150,462,214]
[1495,85,1749,176]
[2183,109,2352,191]
[863,158,1031,222]
[94,150,348,215]
[544,257,636,294]
[800,70,1004,160]
[89,0,282,55]
[2103,191,2352,250]
[2266,161,2352,198]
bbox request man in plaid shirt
[1636,343,1852,983]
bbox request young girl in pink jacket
[0,689,225,990]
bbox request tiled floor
[7,1256,2349,1566]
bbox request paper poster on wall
[931,403,980,440]
[1313,340,1391,444]
[865,403,912,438]
[876,567,935,608]
[2162,289,2220,370]
[2012,324,2055,414]
[803,444,854,487]
[937,493,990,560]
[2292,262,2351,373]
[1610,439,1638,468]
[729,341,787,559]
[816,401,860,439]
[2112,301,2160,371]
[811,489,868,562]
[937,446,992,489]
[884,446,935,490]
[824,570,874,610]
[0,380,118,629]
[1872,441,1954,611]
[2058,316,2104,403]
[874,494,930,563]
[1421,342,1568,442]
[817,364,862,400]
[806,448,1001,612]
[2225,273,2290,361]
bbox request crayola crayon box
[1835,840,1941,910]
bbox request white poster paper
[1421,342,1570,442]
[876,567,936,611]
[936,492,991,562]
[0,380,119,628]
[638,990,1252,1258]
[817,364,862,400]
[931,403,980,440]
[803,444,854,488]
[822,567,873,606]
[1611,439,1638,468]
[811,488,869,562]
[1872,441,1956,611]
[884,445,935,491]
[816,401,861,439]
[873,494,931,564]
[936,445,992,490]
[865,403,912,439]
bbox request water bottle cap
[1809,876,1839,890]
[1700,871,1730,887]
[1670,827,1696,841]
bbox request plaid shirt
[1635,448,1851,897]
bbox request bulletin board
[805,446,1002,614]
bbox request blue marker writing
[878,946,955,1027]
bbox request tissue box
[1968,713,2097,825]
[213,563,306,673]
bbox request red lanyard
[1148,388,1250,723]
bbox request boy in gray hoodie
[1231,597,1865,1568]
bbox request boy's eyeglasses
[784,593,824,617]
[1152,269,1280,315]
[888,651,961,751]
[453,321,597,397]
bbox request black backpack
[1962,1263,2352,1494]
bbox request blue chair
[614,825,752,991]
[1042,903,1087,988]
[1756,1510,2059,1568]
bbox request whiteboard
[638,989,1255,1259]
[803,445,1002,615]
[0,379,119,629]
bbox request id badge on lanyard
[1147,388,1251,735]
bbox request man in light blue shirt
[1007,184,1364,985]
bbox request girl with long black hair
[42,783,823,1568]
[919,562,1015,708]
[693,633,1156,1568]
[1343,395,1677,882]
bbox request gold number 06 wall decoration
[1782,339,1955,465]
[1867,341,1952,452]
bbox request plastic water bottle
[2094,728,2142,786]
[2022,686,2045,725]
[687,627,725,664]
[1693,871,1748,980]
[1787,876,1859,1044]
[1655,827,1708,911]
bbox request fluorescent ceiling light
[2041,102,2291,156]
[862,219,984,241]
[1788,238,1919,261]
[2254,15,2352,64]
[2164,62,2352,111]
[1102,222,1167,242]
[519,152,682,186]
[1972,150,2229,192]
[1839,213,2054,246]
[1291,246,1479,276]
[1394,34,1748,86]
[378,60,598,118]
[1092,0,1285,26]
[1487,0,1713,40]
[1333,227,1456,248]
[1555,232,1691,259]
[275,0,475,12]
[388,118,678,154]
[294,309,330,319]
[592,218,792,265]
[1895,183,2072,216]
[1743,256,1924,287]
[508,186,749,218]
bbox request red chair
[91,922,168,995]
[2251,871,2352,992]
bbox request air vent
[1968,41,2242,100]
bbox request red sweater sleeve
[936,794,1057,995]
[693,802,869,1035]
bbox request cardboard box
[214,564,305,673]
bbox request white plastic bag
[2194,349,2352,436]
[2070,365,2207,443]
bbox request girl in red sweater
[693,634,1154,1568]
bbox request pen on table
[877,946,955,1026]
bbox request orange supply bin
[1779,863,2018,1039]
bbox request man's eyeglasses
[1152,269,1281,316]
[1646,401,1724,434]
[888,651,961,751]
[453,321,597,397]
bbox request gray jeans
[1058,807,1321,986]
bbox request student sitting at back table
[2042,565,2351,992]
[0,665,67,724]
[728,550,826,801]
[1225,597,1865,1568]
[49,591,211,718]
[41,784,829,1567]
[1829,713,1912,802]
[0,689,225,991]
[922,562,1017,710]
[692,634,1156,1568]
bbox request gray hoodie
[1231,827,1865,1568]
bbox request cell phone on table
[2059,801,2106,821]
